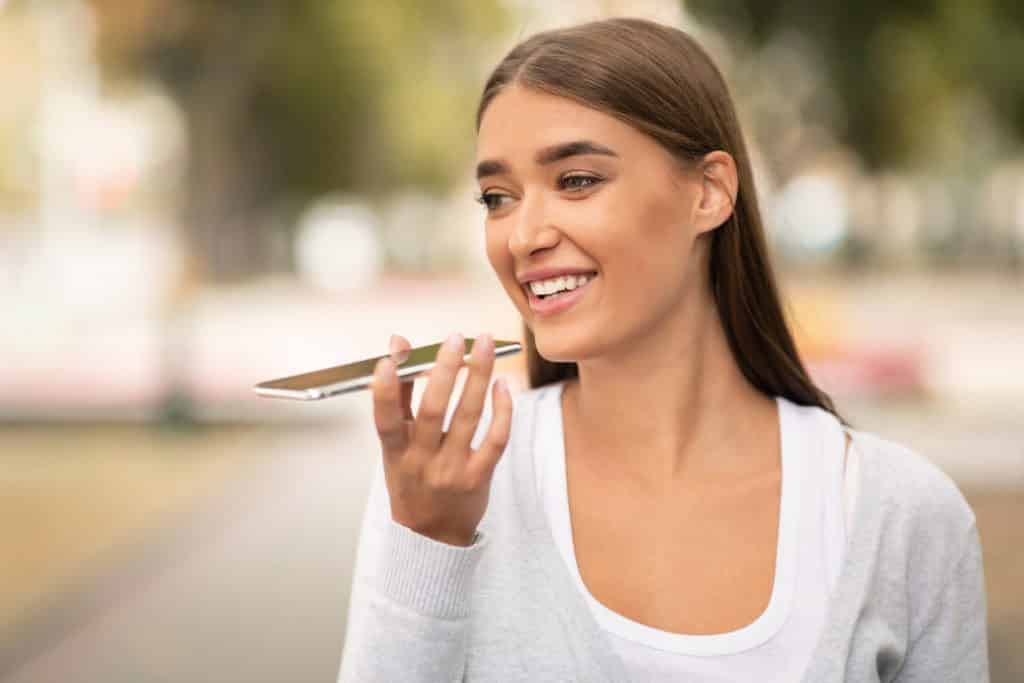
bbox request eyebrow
[476,140,619,180]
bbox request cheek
[484,231,500,271]
[484,226,508,270]
[484,229,521,295]
[602,189,690,270]
[595,196,697,317]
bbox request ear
[692,150,738,234]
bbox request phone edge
[252,341,522,401]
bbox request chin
[531,331,570,363]
[532,330,594,365]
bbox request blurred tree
[685,0,1024,171]
[87,0,511,281]
[0,5,38,215]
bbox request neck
[561,300,778,484]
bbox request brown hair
[476,17,846,423]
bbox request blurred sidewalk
[1,416,379,683]
[0,273,526,423]
[3,271,1022,420]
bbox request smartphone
[252,337,522,401]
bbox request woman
[338,18,988,682]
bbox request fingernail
[389,335,409,364]
[477,333,494,351]
[444,332,464,353]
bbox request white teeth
[528,273,594,297]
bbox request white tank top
[535,383,858,682]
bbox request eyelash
[475,174,603,212]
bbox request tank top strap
[812,407,851,594]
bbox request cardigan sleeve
[894,523,990,682]
[336,458,487,683]
[337,395,496,683]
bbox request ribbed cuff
[375,518,487,620]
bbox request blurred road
[2,411,378,683]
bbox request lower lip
[526,276,596,317]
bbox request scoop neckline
[544,381,801,656]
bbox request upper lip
[516,267,598,284]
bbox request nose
[508,193,560,259]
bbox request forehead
[476,84,635,160]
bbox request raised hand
[371,333,513,547]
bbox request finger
[371,358,410,461]
[387,334,414,419]
[389,334,412,365]
[446,333,495,449]
[411,332,465,452]
[468,377,513,483]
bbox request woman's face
[476,84,717,364]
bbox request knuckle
[425,468,457,491]
[427,458,472,490]
[440,355,463,372]
[372,382,394,404]
[372,410,393,433]
[462,470,484,491]
[417,403,445,423]
[471,349,493,369]
[449,472,475,494]
[395,456,422,480]
[376,424,402,445]
[458,402,483,424]
[489,426,511,449]
[379,435,403,453]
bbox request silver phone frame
[252,339,522,401]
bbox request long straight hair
[476,18,845,423]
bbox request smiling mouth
[524,273,598,301]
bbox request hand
[371,332,513,547]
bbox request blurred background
[0,0,1020,681]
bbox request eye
[475,191,512,212]
[559,173,603,192]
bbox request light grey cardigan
[338,385,989,682]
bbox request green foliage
[686,0,1024,169]
[91,0,512,198]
